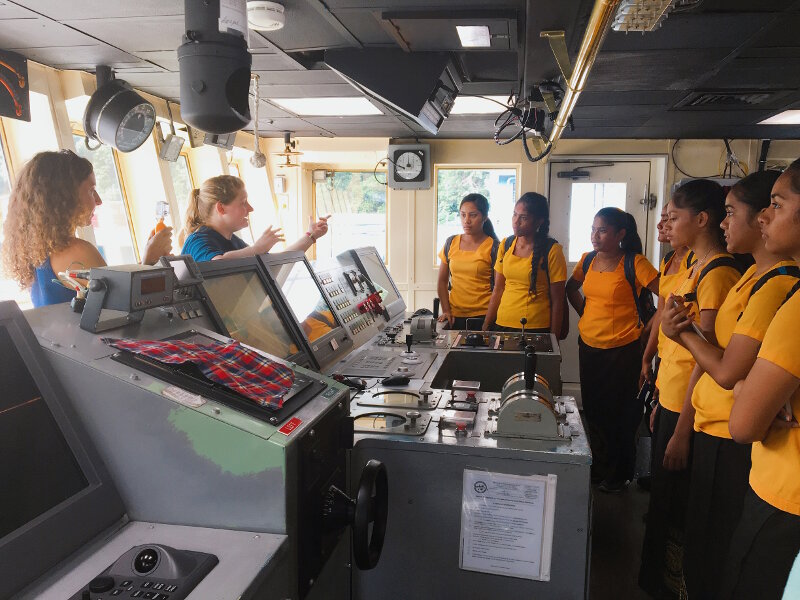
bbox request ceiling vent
[674,90,779,110]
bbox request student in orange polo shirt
[659,170,793,599]
[437,194,499,330]
[566,207,659,492]
[725,159,800,599]
[639,179,741,600]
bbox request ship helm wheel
[353,459,388,570]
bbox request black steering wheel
[352,459,388,570]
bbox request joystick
[519,317,527,340]
[464,332,485,347]
[386,331,397,344]
[405,334,413,354]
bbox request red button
[278,417,302,436]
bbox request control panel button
[121,580,132,587]
[131,592,143,598]
[110,590,122,596]
[152,582,165,590]
[143,593,156,599]
[89,576,115,593]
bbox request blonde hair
[1,150,94,288]
[180,175,245,245]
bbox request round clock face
[115,103,156,152]
[395,151,423,180]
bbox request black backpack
[782,279,800,307]
[682,256,745,303]
[443,235,500,291]
[502,235,570,337]
[581,251,656,326]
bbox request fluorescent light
[456,25,491,48]
[450,95,509,115]
[270,97,382,116]
[759,110,800,125]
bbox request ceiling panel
[18,45,140,70]
[261,84,363,98]
[256,2,356,52]
[63,15,185,53]
[132,50,180,72]
[11,0,183,20]
[0,17,97,48]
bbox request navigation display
[203,271,298,359]
[359,251,400,307]
[267,261,340,344]
[0,326,88,539]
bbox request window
[313,171,387,260]
[436,167,517,257]
[73,135,137,264]
[567,182,626,262]
[169,153,194,243]
[3,91,59,166]
[0,141,30,308]
[227,161,255,245]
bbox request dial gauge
[394,151,423,180]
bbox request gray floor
[589,481,652,600]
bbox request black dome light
[83,66,156,153]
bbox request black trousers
[578,337,643,484]
[639,406,693,600]
[723,488,800,599]
[683,431,751,600]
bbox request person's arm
[284,215,331,252]
[731,359,800,442]
[663,363,701,470]
[680,332,760,390]
[215,225,285,260]
[549,281,566,339]
[566,276,585,316]
[641,295,664,386]
[482,271,505,330]
[52,238,107,276]
[437,262,454,326]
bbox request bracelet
[305,231,316,242]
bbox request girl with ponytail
[639,179,741,599]
[437,194,499,329]
[481,192,567,337]
[566,207,659,493]
[180,175,330,262]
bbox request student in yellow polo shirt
[659,170,794,599]
[725,159,800,599]
[482,192,567,337]
[639,179,741,600]
[566,207,659,492]
[640,201,691,391]
[437,193,499,330]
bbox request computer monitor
[0,301,125,598]
[352,247,406,319]
[196,258,312,366]
[261,252,352,369]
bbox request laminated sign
[459,469,557,581]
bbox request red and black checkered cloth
[103,337,294,408]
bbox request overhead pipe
[526,0,621,161]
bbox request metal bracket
[540,30,574,81]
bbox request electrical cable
[671,139,719,178]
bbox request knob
[406,411,421,427]
[89,575,115,593]
[519,317,527,327]
[386,331,397,343]
[420,390,433,405]
[455,422,468,436]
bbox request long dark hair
[672,178,727,247]
[729,170,781,216]
[785,157,800,194]
[460,193,498,240]
[517,192,553,294]
[595,207,643,254]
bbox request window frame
[71,127,140,262]
[432,163,521,268]
[310,168,388,264]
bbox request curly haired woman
[1,150,172,307]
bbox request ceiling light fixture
[611,0,675,33]
[758,110,800,126]
[456,25,491,48]
[450,95,509,115]
[247,1,285,32]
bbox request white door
[548,160,657,395]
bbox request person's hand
[308,214,331,240]
[661,294,693,340]
[141,226,173,265]
[437,311,455,327]
[649,402,659,433]
[640,359,653,388]
[253,225,285,254]
[768,404,799,434]
[663,429,691,471]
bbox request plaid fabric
[103,337,295,408]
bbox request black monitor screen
[0,326,89,540]
[359,251,400,307]
[203,271,299,359]
[267,261,339,344]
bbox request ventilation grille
[675,90,777,109]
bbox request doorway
[547,157,663,399]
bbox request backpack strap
[623,252,646,326]
[581,251,598,280]
[684,256,743,302]
[749,265,800,300]
[736,265,800,321]
[443,235,455,291]
[782,279,800,308]
[661,249,675,273]
[489,238,500,291]
[541,238,557,288]
[686,250,696,269]
[503,235,515,253]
